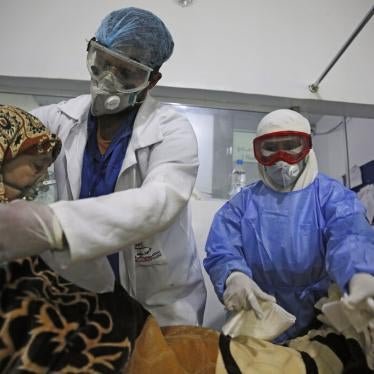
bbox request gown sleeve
[322,179,374,291]
[203,192,253,301]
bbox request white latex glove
[0,200,64,261]
[223,272,276,319]
[343,273,374,308]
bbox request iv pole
[309,5,374,93]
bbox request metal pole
[343,116,351,188]
[309,5,374,93]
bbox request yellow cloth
[124,317,219,374]
[216,335,306,374]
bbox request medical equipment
[229,159,246,198]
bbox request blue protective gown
[204,173,374,342]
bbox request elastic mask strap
[86,37,96,51]
[126,91,147,107]
[128,93,137,106]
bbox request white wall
[313,115,347,181]
[1,0,373,105]
[0,93,39,111]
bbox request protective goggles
[86,39,153,93]
[253,131,312,166]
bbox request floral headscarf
[0,104,61,202]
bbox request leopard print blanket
[0,256,149,374]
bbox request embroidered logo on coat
[134,242,162,263]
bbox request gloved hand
[223,272,276,319]
[343,273,374,309]
[0,200,65,262]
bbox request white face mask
[265,160,305,189]
[90,75,144,117]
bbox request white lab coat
[31,94,207,326]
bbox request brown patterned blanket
[0,256,149,373]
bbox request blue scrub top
[204,173,374,342]
[80,109,138,278]
[80,110,137,199]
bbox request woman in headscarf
[0,104,150,373]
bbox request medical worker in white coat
[0,7,206,326]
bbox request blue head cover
[95,7,174,69]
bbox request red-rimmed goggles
[253,131,312,166]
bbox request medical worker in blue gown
[204,109,374,343]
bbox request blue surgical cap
[95,7,174,69]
